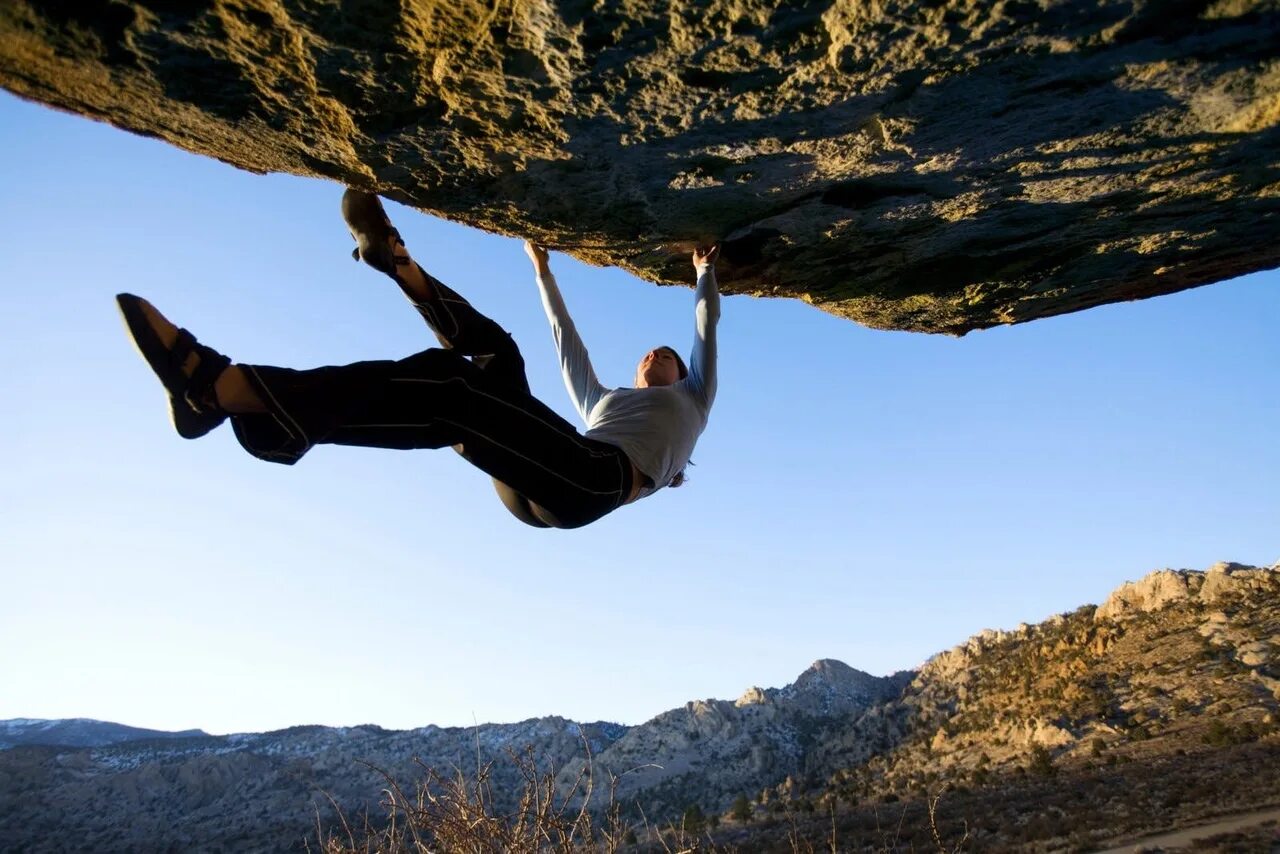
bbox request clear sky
[1,90,1276,736]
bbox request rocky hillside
[871,560,1280,790]
[0,717,626,853]
[554,659,912,817]
[1,560,1276,852]
[3,1,1278,333]
[724,561,1280,851]
[564,561,1280,829]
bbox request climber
[115,190,720,529]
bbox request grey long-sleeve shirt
[536,265,720,501]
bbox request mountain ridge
[0,718,209,751]
[1,559,1276,852]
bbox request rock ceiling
[2,0,1278,332]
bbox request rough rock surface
[1094,566,1197,620]
[554,659,910,812]
[3,0,1279,332]
[1094,559,1277,620]
[849,560,1280,805]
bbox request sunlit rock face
[2,0,1278,332]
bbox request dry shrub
[313,749,968,854]
[312,746,714,853]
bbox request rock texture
[892,560,1280,772]
[1092,559,1272,620]
[553,659,911,814]
[2,0,1279,332]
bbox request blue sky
[1,90,1276,735]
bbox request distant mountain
[1,561,1276,853]
[0,718,208,749]
[553,659,914,816]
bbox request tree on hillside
[730,793,752,822]
[681,804,705,834]
[1029,744,1056,777]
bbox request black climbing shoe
[341,189,409,277]
[116,293,231,440]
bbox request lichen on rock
[2,0,1278,332]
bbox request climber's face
[635,347,683,388]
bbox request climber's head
[635,346,687,388]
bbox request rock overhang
[2,0,1278,333]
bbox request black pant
[229,268,632,529]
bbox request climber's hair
[669,459,695,489]
[657,346,689,487]
[658,346,688,380]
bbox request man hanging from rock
[115,190,720,528]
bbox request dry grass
[313,747,632,853]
